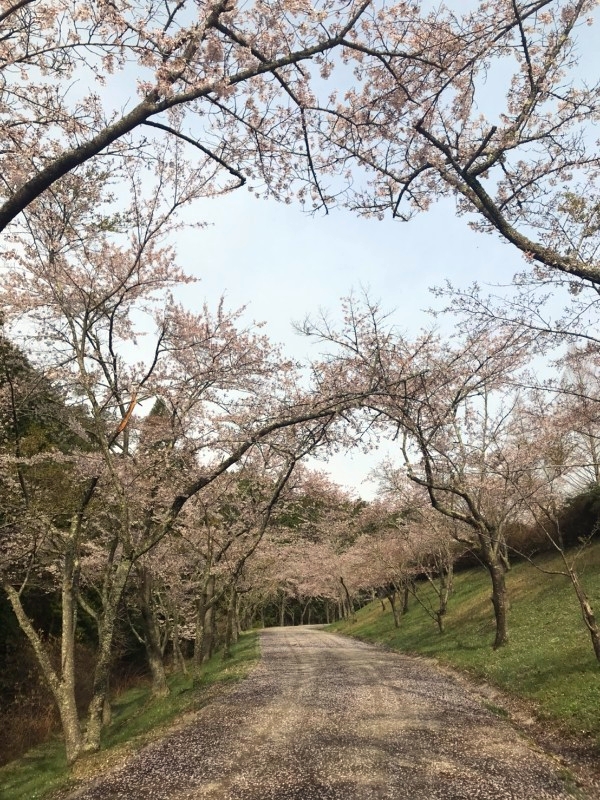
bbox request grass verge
[0,631,259,800]
[330,542,600,747]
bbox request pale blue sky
[112,3,599,498]
[177,192,514,356]
[166,4,600,498]
[174,190,529,497]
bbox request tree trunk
[279,593,286,627]
[58,686,84,764]
[301,601,310,625]
[487,559,509,649]
[202,575,216,662]
[499,538,511,571]
[567,565,600,663]
[84,557,133,753]
[436,558,453,634]
[137,565,170,697]
[4,582,84,764]
[387,591,402,628]
[223,586,237,660]
[232,591,240,643]
[172,611,188,674]
[3,516,86,764]
[167,594,187,674]
[340,576,355,623]
[59,526,84,760]
[194,592,206,668]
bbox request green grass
[0,632,259,800]
[331,542,600,745]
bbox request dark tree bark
[84,557,135,752]
[340,577,356,623]
[485,551,509,650]
[137,565,170,697]
[279,593,286,627]
[386,590,402,628]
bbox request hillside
[331,542,600,749]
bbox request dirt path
[66,627,588,800]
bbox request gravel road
[67,627,585,800]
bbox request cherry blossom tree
[304,296,538,647]
[307,1,600,285]
[368,486,463,633]
[242,475,455,629]
[4,0,597,287]
[240,469,365,625]
[118,447,307,694]
[187,442,331,659]
[0,0,377,233]
[0,169,379,762]
[387,342,537,648]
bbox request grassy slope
[0,632,259,800]
[331,542,600,745]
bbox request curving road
[67,627,582,800]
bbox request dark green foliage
[0,332,97,542]
[0,334,91,456]
[558,484,600,548]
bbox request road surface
[67,627,582,800]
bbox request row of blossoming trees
[1,250,600,759]
[0,0,599,766]
[3,219,600,763]
[0,164,388,760]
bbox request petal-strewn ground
[66,628,583,800]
